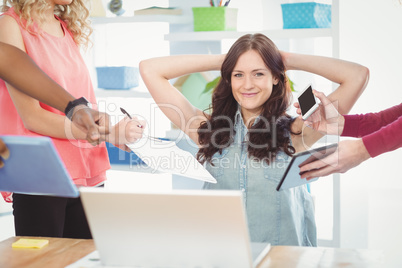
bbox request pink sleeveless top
[0,8,110,202]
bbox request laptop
[77,188,271,268]
[0,136,78,197]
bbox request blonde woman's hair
[1,0,92,48]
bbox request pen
[120,107,143,128]
[224,0,231,7]
[120,107,132,119]
[119,107,169,142]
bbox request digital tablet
[0,136,79,197]
[276,143,338,191]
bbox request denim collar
[233,107,294,147]
[234,106,264,143]
[234,106,261,128]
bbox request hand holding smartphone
[297,84,319,120]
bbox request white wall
[338,0,402,267]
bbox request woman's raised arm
[282,51,369,151]
[139,54,225,143]
[283,51,369,114]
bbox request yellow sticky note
[12,238,49,249]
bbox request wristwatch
[64,97,90,120]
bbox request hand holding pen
[102,108,144,152]
[120,107,168,142]
[120,107,143,128]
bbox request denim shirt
[203,110,317,246]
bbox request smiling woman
[231,50,278,120]
[202,34,294,165]
[138,33,369,246]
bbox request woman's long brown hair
[197,33,299,165]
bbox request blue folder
[0,136,79,197]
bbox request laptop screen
[80,188,269,268]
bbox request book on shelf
[134,6,182,16]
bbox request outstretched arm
[0,42,110,144]
[297,93,402,177]
[299,139,370,180]
[0,42,74,111]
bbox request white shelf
[95,88,151,98]
[165,28,333,41]
[91,15,192,25]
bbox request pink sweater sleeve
[341,103,402,158]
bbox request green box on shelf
[192,7,237,32]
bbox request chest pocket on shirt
[207,148,230,180]
[261,151,291,185]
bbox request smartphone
[297,84,319,120]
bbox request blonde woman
[0,0,143,238]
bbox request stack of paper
[126,138,216,183]
[134,6,182,16]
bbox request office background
[0,0,401,267]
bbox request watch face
[81,97,91,108]
[78,97,89,105]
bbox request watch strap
[65,97,89,120]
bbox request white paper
[66,250,131,268]
[126,138,216,183]
[65,250,101,268]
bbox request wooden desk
[0,237,95,268]
[259,246,383,267]
[0,236,383,268]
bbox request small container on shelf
[281,2,331,29]
[96,66,139,90]
[192,7,237,32]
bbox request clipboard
[126,138,217,183]
[276,143,338,191]
[0,136,79,197]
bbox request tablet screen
[276,143,338,191]
[0,136,79,197]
